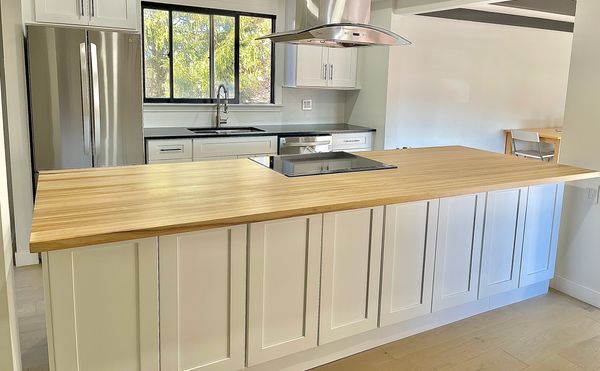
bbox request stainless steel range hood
[258,0,411,48]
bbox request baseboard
[551,275,600,308]
[15,251,40,266]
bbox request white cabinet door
[89,0,137,29]
[380,200,439,326]
[327,48,358,88]
[43,239,159,371]
[247,215,322,366]
[193,136,278,160]
[479,188,527,299]
[296,45,328,87]
[520,183,564,287]
[433,193,485,312]
[319,207,383,344]
[34,0,89,25]
[159,227,246,371]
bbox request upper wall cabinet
[34,0,137,29]
[285,45,358,89]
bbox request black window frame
[142,2,276,104]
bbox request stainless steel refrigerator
[27,25,144,176]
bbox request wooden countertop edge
[30,170,599,253]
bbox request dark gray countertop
[144,124,376,139]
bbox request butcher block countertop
[30,146,599,252]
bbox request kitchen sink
[187,127,265,135]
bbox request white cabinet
[319,207,383,344]
[520,183,564,287]
[159,227,246,371]
[88,0,137,29]
[42,239,159,371]
[287,45,358,89]
[295,46,328,88]
[193,136,278,160]
[380,200,439,326]
[146,139,193,164]
[247,215,322,366]
[332,132,374,152]
[433,193,486,312]
[34,0,137,29]
[479,188,527,299]
[328,48,358,88]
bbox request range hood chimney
[258,0,411,48]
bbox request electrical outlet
[302,99,313,111]
[586,186,600,204]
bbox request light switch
[302,99,313,111]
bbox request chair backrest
[511,130,540,143]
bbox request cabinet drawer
[332,132,373,151]
[147,139,193,162]
[193,136,277,159]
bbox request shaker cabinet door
[520,183,564,287]
[319,207,384,344]
[479,188,527,299]
[296,45,329,87]
[380,200,439,326]
[88,0,137,29]
[43,239,159,371]
[247,215,322,366]
[433,193,485,312]
[159,227,246,371]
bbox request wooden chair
[511,130,554,161]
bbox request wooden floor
[315,290,600,371]
[14,265,600,371]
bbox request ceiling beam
[393,0,505,14]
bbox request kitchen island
[31,146,598,371]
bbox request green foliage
[143,9,169,98]
[143,8,272,103]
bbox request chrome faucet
[216,84,229,128]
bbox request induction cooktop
[251,152,397,177]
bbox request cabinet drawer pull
[343,139,362,143]
[159,147,184,153]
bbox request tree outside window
[143,3,274,104]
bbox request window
[142,2,275,104]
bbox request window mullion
[168,10,174,100]
[234,15,240,104]
[209,14,215,101]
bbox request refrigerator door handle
[79,43,92,156]
[89,42,101,163]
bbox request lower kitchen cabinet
[319,207,384,344]
[520,183,565,287]
[159,227,246,371]
[479,188,527,299]
[247,215,323,366]
[42,239,159,371]
[380,200,439,326]
[433,193,486,312]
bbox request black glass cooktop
[251,152,397,177]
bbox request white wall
[1,0,36,266]
[346,0,394,150]
[142,0,348,129]
[144,88,348,128]
[551,0,600,307]
[381,15,572,152]
[0,42,22,370]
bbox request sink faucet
[216,84,229,128]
